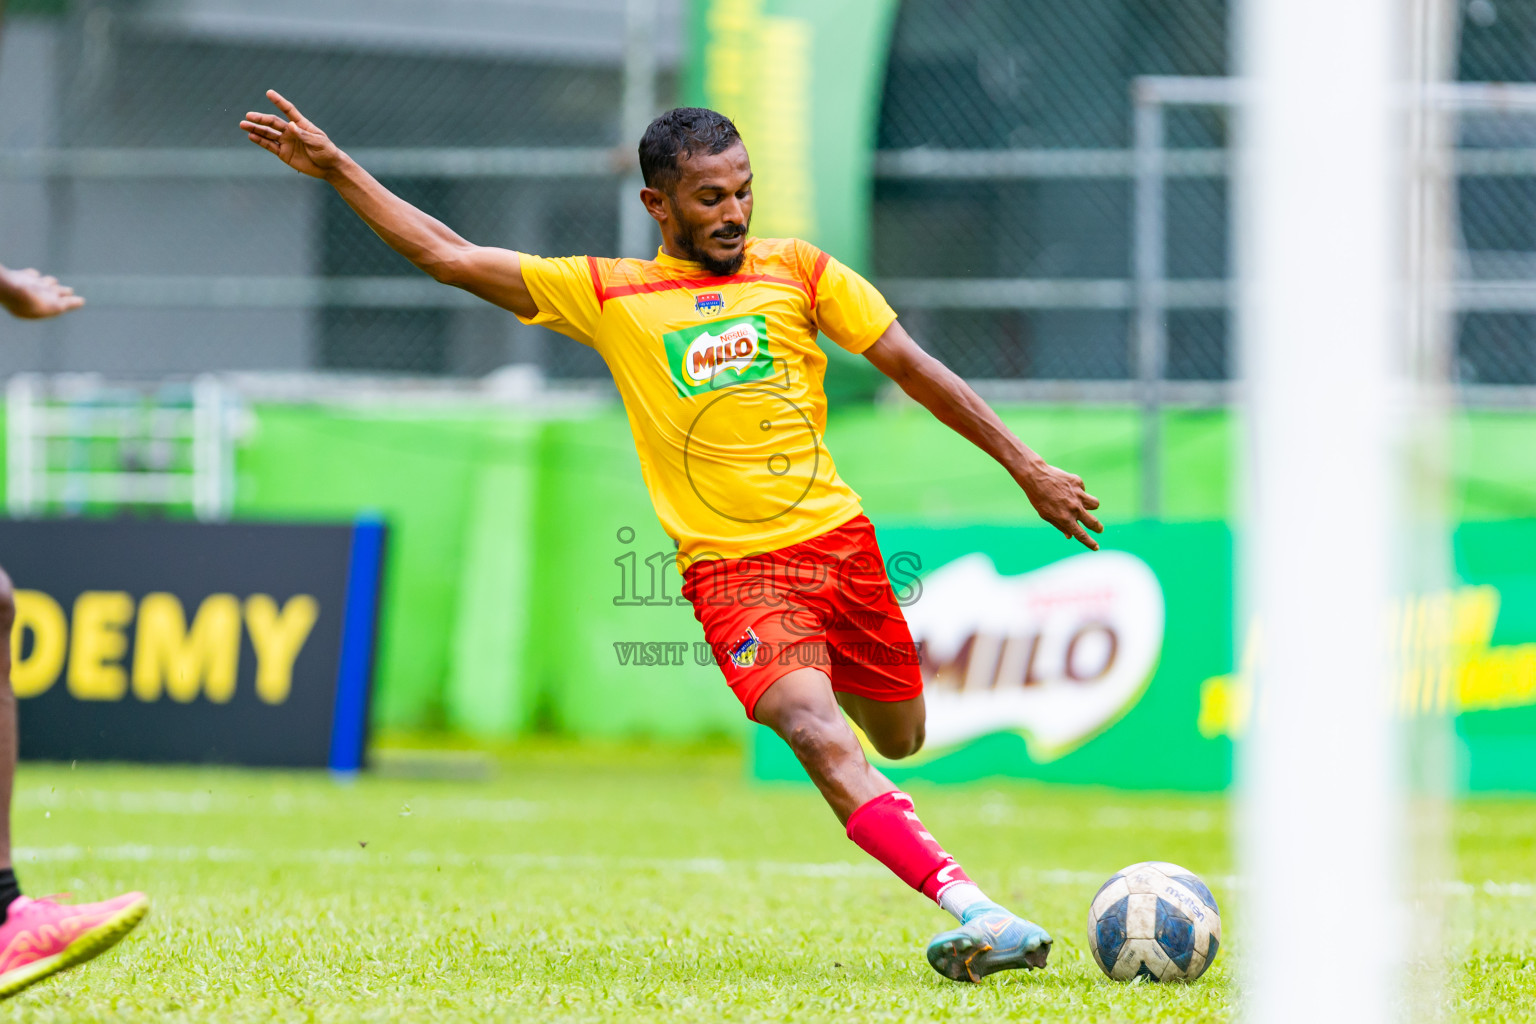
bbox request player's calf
[756,670,889,823]
[0,563,15,877]
[755,670,1050,980]
[0,566,14,634]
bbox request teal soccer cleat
[925,903,1052,982]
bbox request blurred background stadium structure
[6,0,1536,393]
[5,0,1536,744]
[6,5,1536,1017]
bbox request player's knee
[869,722,925,761]
[781,706,858,765]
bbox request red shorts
[680,514,924,721]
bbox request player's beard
[677,210,749,277]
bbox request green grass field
[2,742,1533,1023]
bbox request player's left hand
[0,266,84,320]
[1019,461,1103,550]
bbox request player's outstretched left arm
[0,265,83,319]
[239,90,538,318]
[863,322,1104,550]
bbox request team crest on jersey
[694,292,725,316]
[728,627,763,669]
[662,314,775,397]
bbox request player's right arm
[240,90,537,319]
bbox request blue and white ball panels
[1086,861,1220,982]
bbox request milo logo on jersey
[664,315,775,397]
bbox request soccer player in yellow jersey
[242,95,1103,982]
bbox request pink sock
[845,790,974,903]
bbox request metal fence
[0,1,673,379]
[5,372,238,518]
[3,0,1536,396]
[873,0,1536,395]
[871,0,1227,384]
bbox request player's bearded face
[674,202,750,276]
[668,144,754,277]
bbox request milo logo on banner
[904,551,1166,762]
[664,315,774,396]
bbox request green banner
[210,401,1536,749]
[685,0,898,399]
[751,522,1236,790]
[685,0,897,271]
[754,520,1536,792]
[1195,521,1536,793]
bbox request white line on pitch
[13,845,1535,898]
[10,844,886,878]
[16,787,543,821]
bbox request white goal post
[1238,0,1458,1022]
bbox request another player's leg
[0,567,149,1000]
[0,569,17,906]
[753,668,1051,981]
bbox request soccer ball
[1086,861,1221,982]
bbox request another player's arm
[0,265,83,319]
[239,90,537,319]
[863,321,1104,550]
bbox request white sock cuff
[938,881,990,921]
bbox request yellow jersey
[516,237,896,565]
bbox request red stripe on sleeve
[586,255,607,309]
[808,250,831,309]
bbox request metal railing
[1128,76,1536,513]
[5,373,238,520]
[7,79,1536,517]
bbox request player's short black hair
[638,107,743,194]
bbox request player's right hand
[1019,461,1104,551]
[0,266,83,320]
[240,90,343,179]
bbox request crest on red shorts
[728,626,762,668]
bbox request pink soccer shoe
[0,892,150,999]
